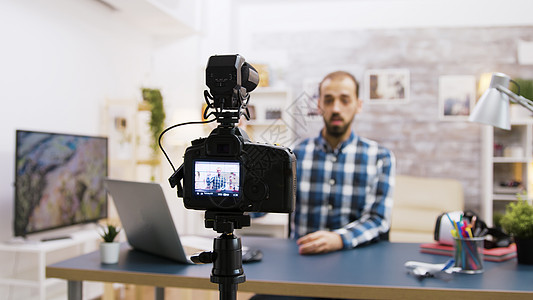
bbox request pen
[441,258,455,271]
[457,221,465,238]
[446,213,460,233]
[474,227,482,237]
[451,229,458,238]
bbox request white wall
[234,0,533,54]
[2,0,533,242]
[0,0,201,241]
[228,0,533,219]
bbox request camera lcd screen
[194,161,240,197]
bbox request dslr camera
[169,54,296,214]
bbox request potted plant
[99,224,121,264]
[500,197,533,264]
[141,88,166,181]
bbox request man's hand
[296,231,343,255]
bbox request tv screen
[14,130,108,237]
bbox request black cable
[158,118,217,172]
[160,88,249,172]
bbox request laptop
[104,178,212,264]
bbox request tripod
[191,211,250,300]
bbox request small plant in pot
[500,197,533,265]
[99,224,121,264]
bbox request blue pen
[445,213,458,232]
[445,212,454,225]
[441,258,455,271]
[456,221,464,237]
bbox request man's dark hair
[318,71,359,98]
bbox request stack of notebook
[419,243,516,262]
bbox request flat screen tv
[14,130,108,237]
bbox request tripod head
[190,211,251,300]
[205,211,251,234]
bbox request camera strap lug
[168,164,184,197]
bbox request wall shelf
[245,87,294,147]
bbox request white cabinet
[0,231,101,300]
[481,119,533,226]
[245,87,295,147]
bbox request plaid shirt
[291,131,395,248]
[209,174,227,190]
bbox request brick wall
[249,26,533,212]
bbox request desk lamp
[469,73,533,130]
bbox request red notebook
[419,242,517,262]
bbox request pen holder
[453,237,485,274]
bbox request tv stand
[40,236,72,242]
[0,229,101,300]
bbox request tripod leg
[205,213,250,300]
[155,287,164,300]
[211,233,246,300]
[219,283,237,300]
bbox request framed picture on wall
[438,75,476,120]
[286,78,323,129]
[364,69,410,103]
[104,100,136,161]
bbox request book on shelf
[420,242,517,262]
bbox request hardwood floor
[97,284,254,300]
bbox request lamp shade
[468,88,510,130]
[468,73,512,130]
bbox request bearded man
[292,71,396,255]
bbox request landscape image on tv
[14,130,108,237]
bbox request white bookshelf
[481,118,533,226]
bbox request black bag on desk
[434,210,512,249]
